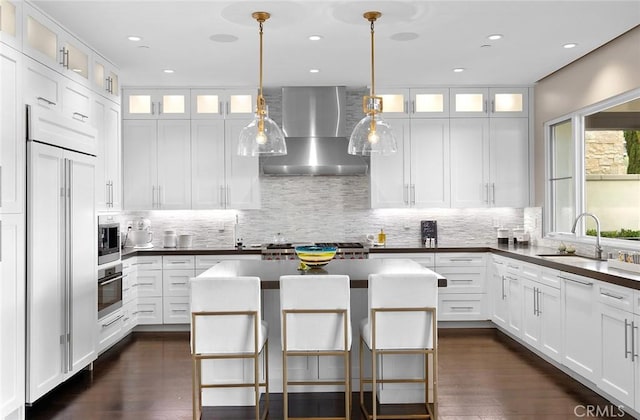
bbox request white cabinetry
[490,255,508,328]
[121,258,137,334]
[371,119,450,208]
[1,214,25,420]
[122,119,191,210]
[22,4,91,86]
[435,253,487,320]
[521,265,563,362]
[162,256,195,324]
[597,282,637,408]
[93,96,121,210]
[123,88,190,119]
[488,256,522,336]
[92,54,119,101]
[450,87,528,118]
[190,88,255,120]
[560,272,599,382]
[0,0,22,50]
[1,46,24,214]
[191,119,260,209]
[377,88,449,118]
[134,256,163,325]
[97,308,124,354]
[450,117,528,208]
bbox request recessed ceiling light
[163,69,174,74]
[127,35,142,42]
[453,68,465,73]
[487,34,502,40]
[563,43,577,49]
[308,35,323,41]
[309,69,320,73]
[390,32,419,41]
[209,34,239,43]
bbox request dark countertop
[122,243,640,290]
[197,259,447,289]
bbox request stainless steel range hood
[260,86,368,175]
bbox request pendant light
[348,11,397,156]
[238,12,287,156]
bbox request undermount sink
[537,254,597,263]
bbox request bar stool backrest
[367,272,438,350]
[280,275,351,351]
[190,276,263,354]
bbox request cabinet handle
[226,102,230,116]
[559,276,593,286]
[37,96,57,106]
[135,310,155,314]
[158,185,163,208]
[102,314,124,328]
[450,306,474,311]
[219,101,224,115]
[450,258,473,262]
[410,184,416,205]
[507,264,519,270]
[633,321,638,362]
[226,186,230,207]
[59,47,69,69]
[532,287,537,316]
[105,77,111,93]
[625,319,631,359]
[152,186,156,208]
[484,183,489,204]
[171,309,189,313]
[220,185,225,207]
[410,100,415,114]
[537,288,542,316]
[151,102,155,115]
[491,99,495,114]
[491,183,496,204]
[451,279,473,283]
[72,112,88,122]
[601,291,624,300]
[109,181,114,207]
[170,281,188,285]
[158,102,163,115]
[501,275,506,299]
[483,99,488,114]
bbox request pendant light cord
[370,19,375,98]
[258,20,264,100]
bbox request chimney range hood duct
[260,86,369,175]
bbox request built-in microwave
[98,263,123,319]
[98,214,120,265]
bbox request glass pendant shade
[348,114,397,156]
[237,111,287,156]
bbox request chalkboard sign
[421,220,438,245]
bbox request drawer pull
[601,291,624,300]
[170,282,187,285]
[507,264,520,269]
[449,258,473,262]
[101,314,124,327]
[138,282,154,286]
[451,279,473,282]
[37,96,57,106]
[171,309,188,313]
[450,306,474,311]
[135,310,155,314]
[559,276,593,286]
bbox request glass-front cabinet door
[123,89,191,119]
[93,55,120,101]
[376,88,409,119]
[0,0,21,48]
[411,88,449,117]
[190,89,256,120]
[451,87,528,118]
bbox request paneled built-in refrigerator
[26,105,98,403]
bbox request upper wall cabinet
[0,0,22,49]
[93,54,120,102]
[123,89,191,119]
[376,88,449,119]
[22,3,91,86]
[450,87,529,118]
[190,89,256,120]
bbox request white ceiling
[33,0,640,88]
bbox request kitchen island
[195,258,442,406]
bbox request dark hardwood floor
[26,329,635,420]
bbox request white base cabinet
[97,309,125,354]
[434,253,486,321]
[561,272,599,382]
[597,282,637,409]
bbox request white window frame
[544,87,640,251]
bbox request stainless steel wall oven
[98,263,123,319]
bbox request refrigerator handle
[67,160,74,371]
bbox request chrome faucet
[571,212,603,260]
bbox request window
[545,89,640,244]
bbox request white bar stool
[280,274,352,420]
[359,272,438,420]
[190,276,269,420]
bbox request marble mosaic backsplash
[122,176,527,249]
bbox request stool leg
[372,347,377,420]
[283,350,288,420]
[192,357,201,420]
[264,339,270,419]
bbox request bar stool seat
[190,276,269,420]
[280,274,352,420]
[359,272,438,420]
